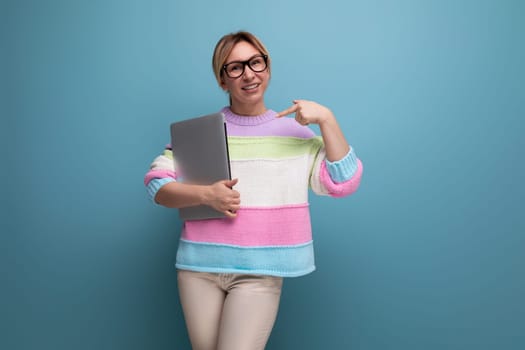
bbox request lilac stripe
[222,107,315,138]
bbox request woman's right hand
[205,178,241,218]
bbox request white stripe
[309,148,331,196]
[230,155,313,206]
[150,154,174,171]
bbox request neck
[230,100,267,116]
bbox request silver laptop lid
[170,112,231,220]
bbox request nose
[242,64,255,80]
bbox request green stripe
[163,149,173,160]
[228,136,324,159]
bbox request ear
[220,80,228,91]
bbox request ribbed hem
[325,147,359,183]
[175,264,315,278]
[221,106,278,125]
[146,177,175,202]
[175,239,316,277]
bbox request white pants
[177,270,283,350]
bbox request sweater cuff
[146,177,176,203]
[325,147,359,183]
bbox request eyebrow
[223,54,263,66]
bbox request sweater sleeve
[146,177,176,202]
[325,148,360,183]
[144,146,178,201]
[309,138,363,198]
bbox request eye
[228,63,242,73]
[250,58,262,66]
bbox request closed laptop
[170,112,231,220]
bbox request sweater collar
[221,106,277,126]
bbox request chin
[234,94,264,105]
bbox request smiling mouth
[242,83,260,91]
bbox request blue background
[3,0,524,349]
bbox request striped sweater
[144,107,363,277]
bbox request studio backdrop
[3,0,524,349]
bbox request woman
[144,31,363,350]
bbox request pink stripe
[144,170,177,185]
[182,205,312,247]
[320,159,363,198]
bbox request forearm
[154,181,209,208]
[319,113,350,162]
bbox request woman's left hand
[277,100,334,126]
[278,99,350,161]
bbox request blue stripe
[146,177,175,202]
[175,239,316,277]
[325,147,359,183]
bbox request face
[220,41,270,113]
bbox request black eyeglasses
[222,55,268,79]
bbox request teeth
[243,84,259,90]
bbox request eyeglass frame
[222,54,269,79]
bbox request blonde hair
[212,31,271,86]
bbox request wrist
[318,108,335,127]
[197,185,212,206]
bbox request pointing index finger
[277,103,299,118]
